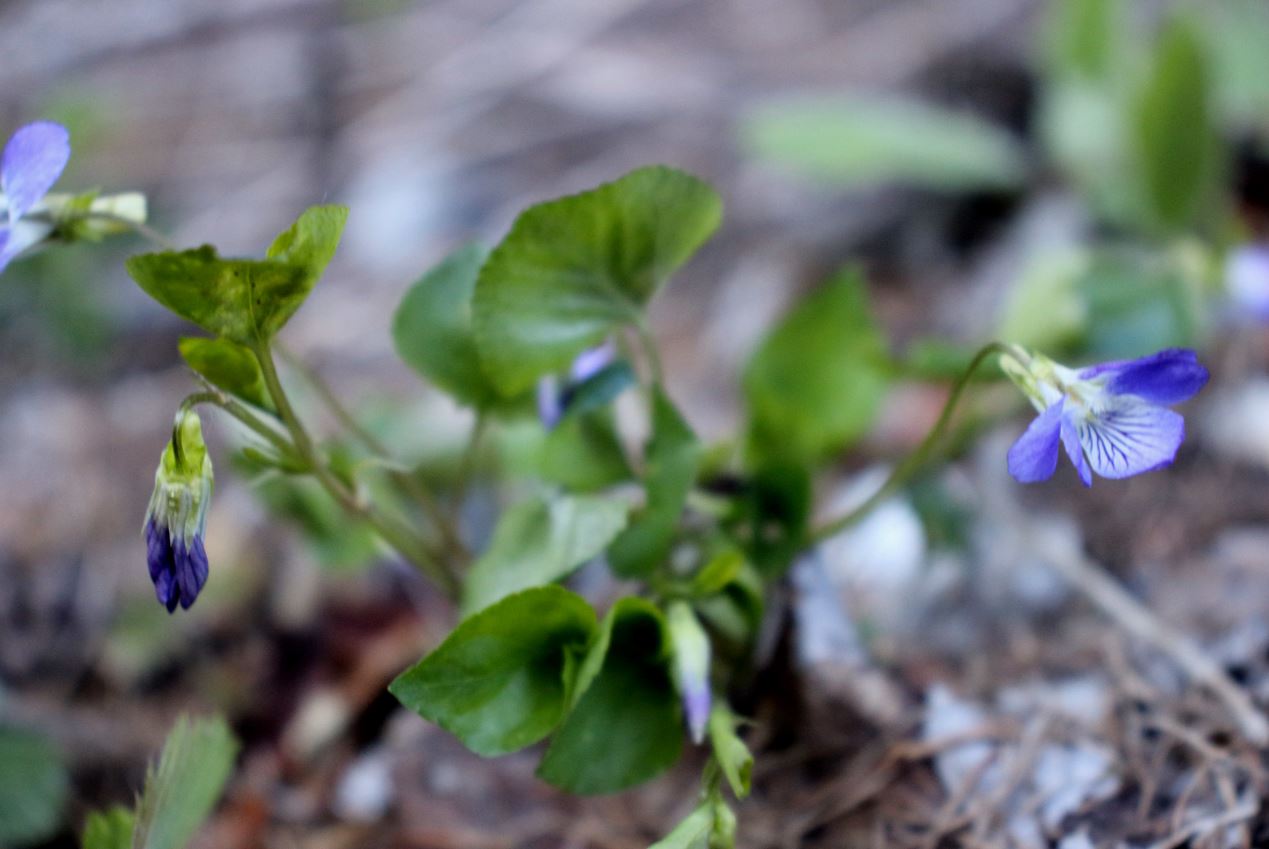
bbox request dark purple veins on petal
[144,519,210,613]
[174,535,210,610]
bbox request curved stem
[185,378,301,461]
[254,341,459,596]
[806,341,1009,545]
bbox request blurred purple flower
[0,122,70,273]
[1224,243,1269,321]
[536,341,616,428]
[1004,348,1208,487]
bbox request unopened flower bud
[143,409,214,612]
[667,600,711,744]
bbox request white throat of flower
[999,346,1109,422]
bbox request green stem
[181,383,301,462]
[254,341,460,596]
[274,345,470,564]
[806,341,1009,545]
[82,211,178,251]
[451,413,487,519]
[633,317,664,385]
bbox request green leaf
[538,597,683,794]
[0,726,68,846]
[393,243,510,410]
[462,493,630,615]
[539,408,632,491]
[126,206,347,345]
[265,204,348,279]
[472,166,722,395]
[1044,0,1121,81]
[708,705,752,799]
[649,803,713,849]
[608,388,701,578]
[1201,0,1269,126]
[1132,18,1217,231]
[132,714,238,849]
[729,462,811,580]
[1078,250,1202,358]
[390,586,598,757]
[744,96,1027,191]
[997,250,1090,356]
[744,269,889,464]
[178,337,272,410]
[82,807,135,849]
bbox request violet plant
[0,117,1239,849]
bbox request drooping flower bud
[143,409,214,612]
[536,341,617,429]
[667,600,711,744]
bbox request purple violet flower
[1002,347,1208,487]
[0,122,70,273]
[144,410,214,612]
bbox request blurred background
[5,0,1269,846]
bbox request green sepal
[389,586,598,757]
